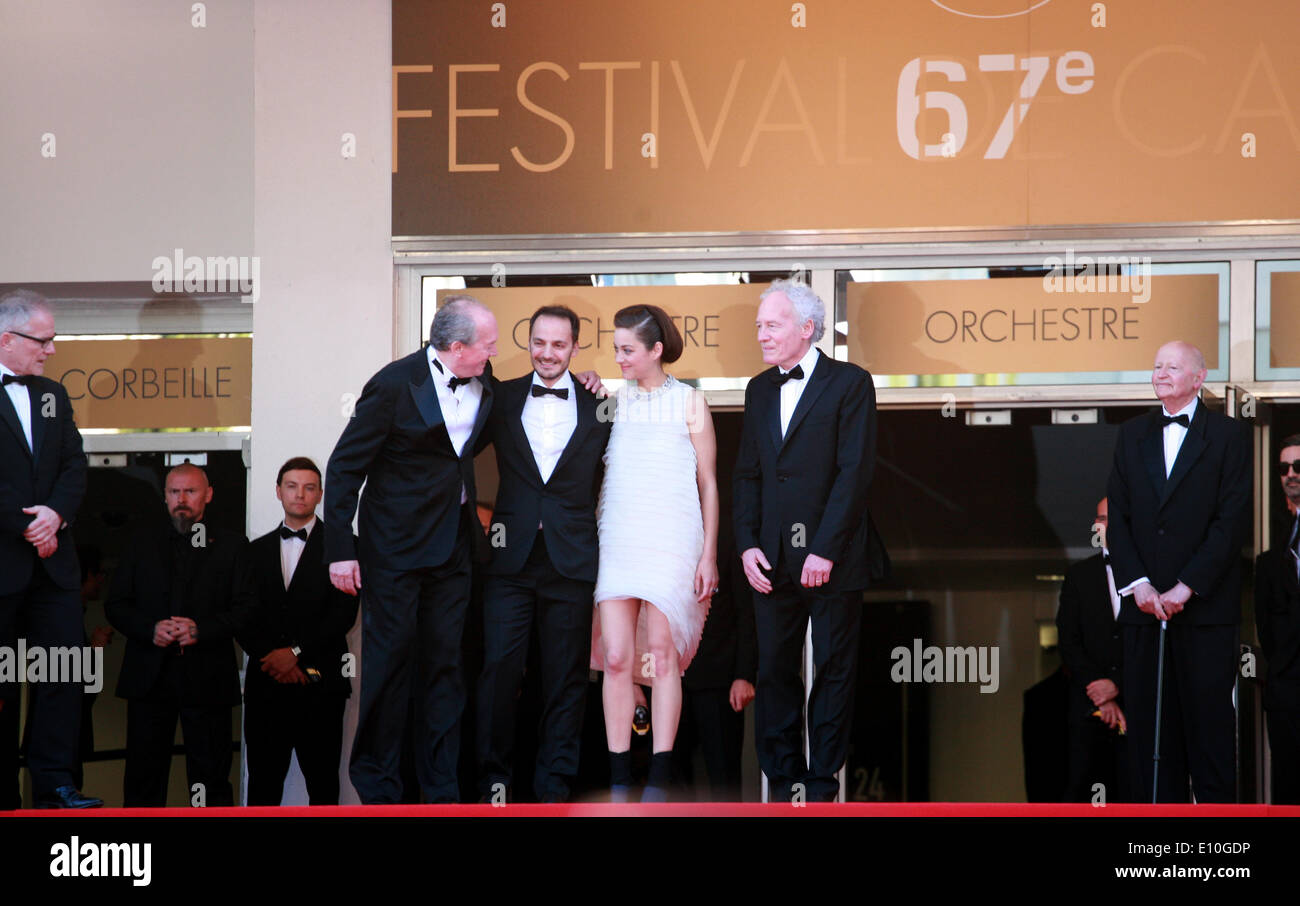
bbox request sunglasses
[1278,460,1300,476]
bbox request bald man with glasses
[0,289,101,809]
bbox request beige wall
[251,0,392,805]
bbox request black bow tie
[279,526,308,542]
[1159,413,1190,428]
[432,356,473,390]
[772,365,804,386]
[531,385,569,400]
[1,373,32,387]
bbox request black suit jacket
[324,349,493,571]
[106,520,256,706]
[1107,402,1251,626]
[1255,543,1300,711]
[0,375,86,594]
[733,350,882,591]
[238,519,359,699]
[477,374,611,583]
[1055,553,1123,711]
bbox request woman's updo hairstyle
[612,304,684,364]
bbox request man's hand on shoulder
[574,371,607,397]
[329,560,362,596]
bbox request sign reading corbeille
[436,285,766,380]
[46,337,252,430]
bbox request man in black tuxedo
[1055,497,1129,802]
[1254,434,1300,803]
[325,295,497,803]
[240,457,358,805]
[1107,340,1250,803]
[734,279,879,803]
[106,463,255,807]
[474,305,611,803]
[0,289,101,809]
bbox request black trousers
[0,565,84,799]
[476,531,593,802]
[1064,695,1130,803]
[1121,622,1237,803]
[123,659,234,807]
[350,518,473,804]
[1266,708,1300,804]
[754,557,861,802]
[245,687,346,806]
[674,686,744,801]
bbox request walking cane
[1151,617,1168,804]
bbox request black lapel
[465,360,494,457]
[409,352,447,434]
[1140,410,1166,502]
[1160,403,1208,508]
[285,520,323,596]
[782,352,831,450]
[758,372,782,454]
[29,379,48,464]
[551,376,595,479]
[0,384,32,459]
[507,379,545,484]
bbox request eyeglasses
[1278,460,1300,476]
[7,330,55,350]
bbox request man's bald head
[165,463,213,531]
[1152,340,1206,413]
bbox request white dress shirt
[279,515,317,590]
[778,345,823,438]
[1102,547,1121,620]
[522,371,577,485]
[1117,397,1201,597]
[0,362,33,451]
[428,348,483,504]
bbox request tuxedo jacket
[1055,553,1123,712]
[733,350,883,592]
[324,349,494,571]
[0,375,86,595]
[239,519,359,699]
[1255,543,1300,711]
[106,519,256,706]
[476,373,611,583]
[1107,403,1251,626]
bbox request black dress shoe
[39,786,103,809]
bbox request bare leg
[644,603,682,754]
[598,597,641,753]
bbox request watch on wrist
[291,645,302,657]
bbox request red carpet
[8,802,1298,817]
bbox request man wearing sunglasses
[0,289,102,808]
[1107,340,1250,803]
[1253,436,1300,803]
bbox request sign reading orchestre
[436,285,767,380]
[47,337,251,430]
[393,0,1300,236]
[846,274,1219,377]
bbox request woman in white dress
[592,304,719,802]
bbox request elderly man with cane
[1106,340,1250,803]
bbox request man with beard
[473,305,611,803]
[106,464,255,807]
